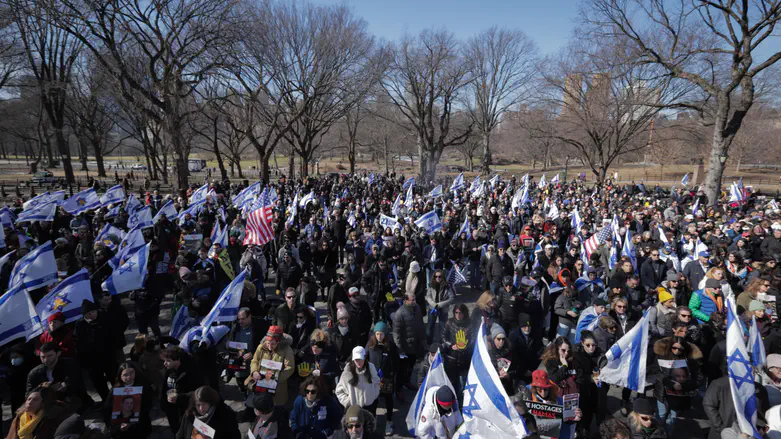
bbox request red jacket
[39,326,76,358]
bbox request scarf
[18,410,44,439]
[196,406,216,424]
[704,291,724,312]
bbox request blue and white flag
[189,184,210,204]
[402,176,415,191]
[0,250,15,276]
[347,211,357,228]
[574,305,606,343]
[521,173,529,185]
[489,174,500,188]
[16,201,57,224]
[691,197,700,216]
[177,199,206,225]
[102,242,150,295]
[169,305,197,339]
[298,191,316,207]
[405,349,457,434]
[472,181,486,198]
[127,206,153,229]
[730,182,745,203]
[0,225,5,248]
[61,188,101,215]
[609,239,619,271]
[23,191,65,211]
[547,200,559,219]
[267,187,278,203]
[179,325,230,352]
[428,185,443,198]
[0,285,43,348]
[391,193,402,217]
[0,207,17,229]
[9,241,57,293]
[153,200,178,222]
[368,173,375,186]
[105,204,121,219]
[768,199,779,211]
[232,182,261,208]
[414,210,442,234]
[726,296,762,439]
[200,269,248,333]
[623,229,637,272]
[447,261,467,286]
[551,173,560,185]
[681,173,690,186]
[450,173,465,192]
[100,185,126,206]
[404,184,414,207]
[456,216,470,239]
[598,310,649,392]
[612,214,622,244]
[749,315,767,368]
[286,192,299,227]
[125,194,143,215]
[538,173,547,188]
[341,187,349,199]
[571,208,583,233]
[94,223,124,252]
[379,214,401,231]
[35,269,92,324]
[454,319,529,439]
[109,226,146,269]
[469,176,481,193]
[213,222,228,249]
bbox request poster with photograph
[226,341,249,371]
[181,234,203,254]
[253,358,282,393]
[111,386,143,425]
[524,400,563,439]
[562,393,580,422]
[191,418,215,439]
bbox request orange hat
[531,370,552,388]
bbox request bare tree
[52,0,237,189]
[11,0,82,183]
[464,26,538,174]
[382,29,473,182]
[586,0,781,204]
[340,101,366,175]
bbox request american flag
[583,225,613,260]
[244,188,274,246]
[447,260,467,286]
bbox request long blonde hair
[476,291,496,311]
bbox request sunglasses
[671,346,684,351]
[349,293,360,298]
[305,388,318,394]
[651,253,660,256]
[286,296,296,300]
[583,343,596,348]
[679,314,692,318]
[347,424,363,430]
[297,315,306,320]
[615,305,626,309]
[639,416,653,422]
[434,275,442,278]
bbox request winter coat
[6,403,68,439]
[327,325,361,365]
[295,344,341,385]
[335,363,381,408]
[275,259,302,292]
[103,380,154,439]
[289,395,343,439]
[27,357,87,404]
[641,258,667,290]
[330,408,383,439]
[246,334,295,406]
[650,337,703,411]
[365,341,400,393]
[554,293,579,327]
[508,327,544,379]
[486,254,514,285]
[689,289,725,324]
[441,316,474,372]
[175,402,240,439]
[415,386,464,439]
[392,303,425,357]
[425,282,454,316]
[249,406,292,439]
[160,356,205,420]
[74,315,115,366]
[704,376,770,439]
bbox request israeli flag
[286,193,299,227]
[0,285,43,348]
[450,173,465,192]
[691,197,700,216]
[403,185,413,207]
[612,214,622,244]
[428,185,443,199]
[551,173,560,184]
[347,211,357,228]
[608,240,619,271]
[454,319,529,438]
[489,174,500,188]
[125,194,143,215]
[622,229,637,272]
[177,199,206,225]
[547,200,559,219]
[233,183,260,209]
[414,210,442,234]
[298,191,316,207]
[571,208,583,232]
[102,242,150,295]
[598,309,649,392]
[456,216,470,239]
[368,173,376,185]
[61,188,101,215]
[109,226,147,269]
[391,193,402,217]
[469,176,481,193]
[538,173,547,188]
[200,269,248,333]
[402,176,415,191]
[16,201,57,224]
[730,182,745,203]
[380,214,401,231]
[127,205,153,230]
[100,185,126,206]
[189,184,210,204]
[179,325,230,352]
[94,223,124,252]
[104,204,121,219]
[35,269,92,324]
[9,241,57,293]
[169,305,197,339]
[405,349,457,434]
[657,224,669,245]
[23,191,65,211]
[726,296,762,439]
[574,305,606,343]
[0,207,17,229]
[769,200,779,211]
[153,200,178,223]
[749,315,767,368]
[211,222,228,249]
[472,182,486,198]
[268,187,278,203]
[521,173,529,185]
[681,173,690,186]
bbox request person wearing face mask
[38,312,75,358]
[175,386,240,439]
[6,344,36,414]
[290,375,343,439]
[248,393,292,439]
[103,362,153,439]
[415,385,462,439]
[73,299,115,403]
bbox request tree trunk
[427,149,438,182]
[348,139,356,175]
[54,129,75,184]
[417,134,426,182]
[212,118,228,181]
[481,131,491,175]
[288,153,294,180]
[236,160,244,179]
[93,139,107,177]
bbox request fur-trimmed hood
[653,336,703,361]
[340,407,377,432]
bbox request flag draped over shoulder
[405,349,456,434]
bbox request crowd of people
[1,170,781,439]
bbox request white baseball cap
[352,346,366,361]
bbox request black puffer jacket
[392,303,425,357]
[441,313,474,372]
[175,402,240,439]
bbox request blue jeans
[557,323,576,344]
[468,260,481,289]
[656,400,677,434]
